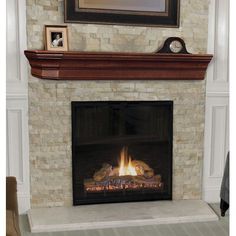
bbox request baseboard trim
[202,187,221,203]
[18,192,30,214]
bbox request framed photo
[64,0,180,27]
[45,25,69,51]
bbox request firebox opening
[72,101,173,205]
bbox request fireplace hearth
[72,101,173,205]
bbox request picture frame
[45,25,69,51]
[64,0,180,27]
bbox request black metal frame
[65,0,180,27]
[72,101,173,205]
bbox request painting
[65,0,180,27]
[77,0,166,13]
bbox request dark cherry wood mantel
[24,50,212,80]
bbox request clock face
[169,40,183,53]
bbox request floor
[19,204,229,236]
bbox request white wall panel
[6,0,20,82]
[206,0,229,93]
[203,97,229,202]
[6,0,28,95]
[209,106,228,177]
[6,0,30,214]
[203,0,229,203]
[6,109,24,183]
[6,98,30,213]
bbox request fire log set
[84,147,164,193]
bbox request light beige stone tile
[26,0,209,207]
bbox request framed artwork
[45,25,69,51]
[64,0,180,27]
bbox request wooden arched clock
[157,37,190,54]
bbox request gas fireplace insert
[72,101,173,205]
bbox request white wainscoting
[6,0,30,214]
[6,97,30,213]
[203,0,229,203]
[203,95,229,202]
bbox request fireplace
[72,101,173,205]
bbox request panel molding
[203,96,229,202]
[6,94,28,100]
[6,0,21,82]
[206,91,229,97]
[205,0,229,93]
[6,0,28,95]
[6,99,30,214]
[203,0,229,203]
[209,105,228,178]
[6,109,24,184]
[6,0,30,214]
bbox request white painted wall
[203,0,229,202]
[6,0,30,214]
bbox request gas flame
[118,147,137,176]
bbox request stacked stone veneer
[27,0,209,207]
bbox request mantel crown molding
[24,50,213,81]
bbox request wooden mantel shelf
[24,50,213,80]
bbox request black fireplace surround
[72,101,173,205]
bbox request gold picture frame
[45,25,69,51]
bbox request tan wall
[26,0,209,207]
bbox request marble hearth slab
[27,200,218,233]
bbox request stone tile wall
[27,0,209,207]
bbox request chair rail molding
[203,0,229,203]
[6,0,30,213]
